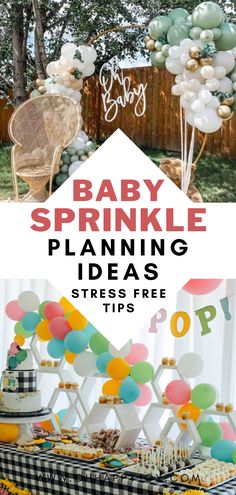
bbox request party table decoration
[146,2,236,196]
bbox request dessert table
[1,444,236,495]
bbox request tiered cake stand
[0,408,58,444]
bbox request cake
[0,345,41,414]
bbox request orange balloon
[39,419,53,432]
[107,357,131,380]
[177,402,201,430]
[65,350,77,364]
[36,320,52,341]
[14,335,25,346]
[102,379,121,396]
[59,296,75,314]
[67,309,88,330]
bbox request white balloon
[213,51,235,75]
[178,352,204,378]
[191,99,205,113]
[46,62,57,76]
[207,96,220,109]
[218,77,233,93]
[187,79,201,91]
[44,78,54,92]
[78,130,89,142]
[69,161,83,176]
[183,67,204,83]
[186,110,196,126]
[214,66,227,80]
[205,77,220,92]
[179,82,189,93]
[108,341,132,358]
[61,42,77,59]
[73,351,97,377]
[180,95,191,110]
[200,65,215,79]
[194,108,222,133]
[166,57,183,75]
[70,138,86,150]
[73,59,84,72]
[175,74,183,84]
[79,45,97,64]
[180,38,196,53]
[180,53,190,65]
[184,90,197,102]
[82,63,95,78]
[199,89,212,104]
[18,291,40,312]
[172,84,182,96]
[169,46,181,59]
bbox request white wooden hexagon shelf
[152,364,186,402]
[142,403,178,445]
[159,416,201,455]
[81,402,142,449]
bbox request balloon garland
[146,2,236,194]
[5,291,154,405]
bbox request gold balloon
[217,105,233,120]
[38,85,46,94]
[144,35,151,44]
[67,66,76,74]
[199,56,213,66]
[80,154,88,162]
[223,96,235,107]
[36,78,45,87]
[189,47,201,60]
[185,59,199,72]
[146,39,156,51]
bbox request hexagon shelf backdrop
[197,409,236,458]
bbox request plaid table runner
[0,444,236,495]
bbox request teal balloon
[57,408,76,425]
[16,349,27,363]
[8,356,18,369]
[119,377,141,403]
[22,312,41,332]
[191,383,217,409]
[148,16,173,40]
[211,440,236,462]
[169,8,189,22]
[38,301,50,320]
[83,324,97,340]
[47,338,65,358]
[215,23,236,50]
[65,330,88,354]
[55,173,68,187]
[150,51,166,69]
[96,352,113,373]
[192,2,224,29]
[197,421,223,447]
[14,321,34,338]
[167,24,190,46]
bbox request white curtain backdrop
[0,279,236,422]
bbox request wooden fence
[1,67,236,158]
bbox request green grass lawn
[0,143,235,202]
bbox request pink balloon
[165,380,191,405]
[10,342,20,355]
[49,317,71,340]
[126,343,149,364]
[5,300,26,321]
[183,279,222,295]
[44,302,64,320]
[134,384,152,406]
[220,422,236,441]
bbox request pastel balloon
[22,312,41,332]
[89,333,109,355]
[6,300,26,321]
[119,377,141,403]
[150,51,166,69]
[57,408,76,426]
[165,380,191,405]
[73,351,97,377]
[169,8,189,22]
[198,421,223,447]
[213,51,235,75]
[43,302,64,320]
[126,343,149,364]
[83,323,97,340]
[38,300,50,319]
[220,422,236,441]
[192,2,224,29]
[67,310,88,330]
[191,383,217,409]
[59,296,75,314]
[96,352,113,373]
[65,350,77,364]
[17,291,40,312]
[65,330,88,353]
[36,320,52,341]
[177,402,201,428]
[215,23,236,51]
[107,357,131,380]
[102,379,121,396]
[49,317,71,340]
[130,361,154,384]
[0,423,20,443]
[183,279,222,295]
[178,353,204,378]
[14,334,25,346]
[14,321,34,338]
[218,77,233,94]
[167,24,190,46]
[10,342,19,355]
[47,338,65,358]
[148,16,173,40]
[134,384,152,406]
[211,440,236,462]
[108,341,131,358]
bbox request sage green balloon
[190,27,202,40]
[169,8,189,22]
[191,383,216,409]
[197,422,223,447]
[167,24,190,46]
[150,51,166,68]
[215,23,236,50]
[192,2,224,29]
[162,44,171,56]
[130,361,154,384]
[30,89,41,99]
[60,164,69,173]
[174,18,186,26]
[55,172,68,187]
[231,73,236,83]
[148,16,173,40]
[232,94,236,113]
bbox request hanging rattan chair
[9,94,81,202]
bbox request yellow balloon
[102,379,121,396]
[14,334,25,346]
[67,309,88,330]
[65,350,77,364]
[107,357,130,380]
[177,402,201,430]
[36,320,52,341]
[0,423,20,443]
[170,311,191,338]
[59,296,76,314]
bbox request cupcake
[65,382,73,389]
[40,360,47,367]
[225,403,234,412]
[99,395,107,404]
[215,402,224,411]
[58,382,65,389]
[114,396,121,404]
[47,360,52,367]
[54,361,59,367]
[72,382,79,390]
[161,357,169,365]
[169,358,176,366]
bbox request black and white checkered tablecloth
[1,444,236,495]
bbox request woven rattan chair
[9,94,81,202]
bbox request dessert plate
[123,458,203,480]
[50,451,106,463]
